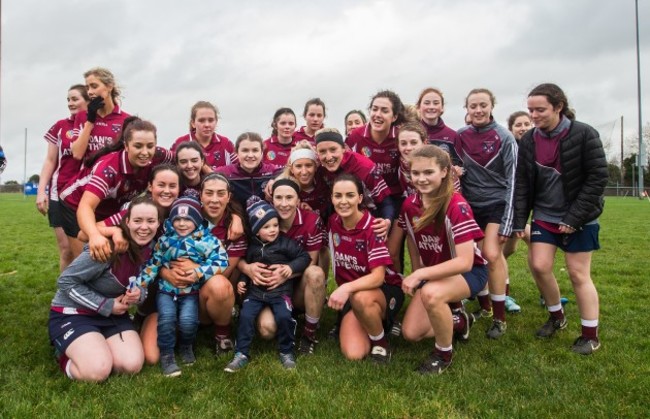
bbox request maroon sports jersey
[44,117,78,200]
[210,214,248,258]
[456,124,503,168]
[346,124,401,197]
[262,135,298,167]
[317,151,391,206]
[299,176,331,218]
[282,207,326,252]
[171,133,236,170]
[60,147,173,220]
[398,192,486,267]
[293,127,317,145]
[72,105,130,161]
[328,210,401,287]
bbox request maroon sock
[303,319,318,340]
[214,324,231,340]
[478,294,491,311]
[370,334,389,349]
[448,301,463,311]
[581,325,598,340]
[452,312,467,333]
[550,308,565,321]
[492,299,506,321]
[435,346,453,363]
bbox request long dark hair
[528,83,576,121]
[369,90,407,126]
[85,116,157,168]
[118,195,162,265]
[200,173,248,236]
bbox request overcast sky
[1,0,648,183]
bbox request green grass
[1,194,649,418]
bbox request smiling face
[148,169,180,210]
[67,88,88,117]
[331,180,363,220]
[304,105,325,135]
[200,178,231,222]
[176,147,203,184]
[410,156,448,197]
[511,114,533,141]
[191,107,217,142]
[257,217,280,242]
[237,139,263,172]
[398,130,424,158]
[418,91,444,125]
[126,203,160,245]
[316,141,344,172]
[369,97,397,133]
[527,95,561,132]
[272,185,299,221]
[125,130,157,169]
[172,217,197,237]
[290,158,317,188]
[466,92,493,127]
[345,112,365,135]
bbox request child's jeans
[235,293,296,355]
[156,292,199,353]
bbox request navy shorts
[337,283,405,334]
[59,202,80,238]
[48,200,64,228]
[530,222,600,252]
[463,264,489,297]
[48,310,134,354]
[471,203,505,231]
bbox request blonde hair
[280,140,317,182]
[84,67,121,104]
[410,145,454,231]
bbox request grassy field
[1,194,649,418]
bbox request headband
[272,178,301,196]
[315,131,345,147]
[201,172,230,190]
[289,148,317,164]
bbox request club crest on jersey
[332,233,341,247]
[213,151,222,161]
[112,124,122,133]
[389,150,399,160]
[458,203,469,215]
[437,143,451,154]
[355,240,366,252]
[102,167,116,179]
[66,129,75,140]
[361,147,372,157]
[267,151,276,161]
[482,141,495,154]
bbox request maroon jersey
[60,147,173,220]
[421,118,463,166]
[398,192,486,267]
[262,135,299,167]
[293,127,317,145]
[210,214,248,258]
[456,124,503,168]
[328,210,401,287]
[282,207,326,252]
[72,105,130,160]
[299,176,331,218]
[397,157,417,198]
[171,133,236,170]
[346,124,401,197]
[44,117,78,200]
[317,151,391,207]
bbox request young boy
[224,199,311,372]
[138,196,228,377]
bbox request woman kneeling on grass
[327,173,403,362]
[392,145,488,374]
[48,195,160,382]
